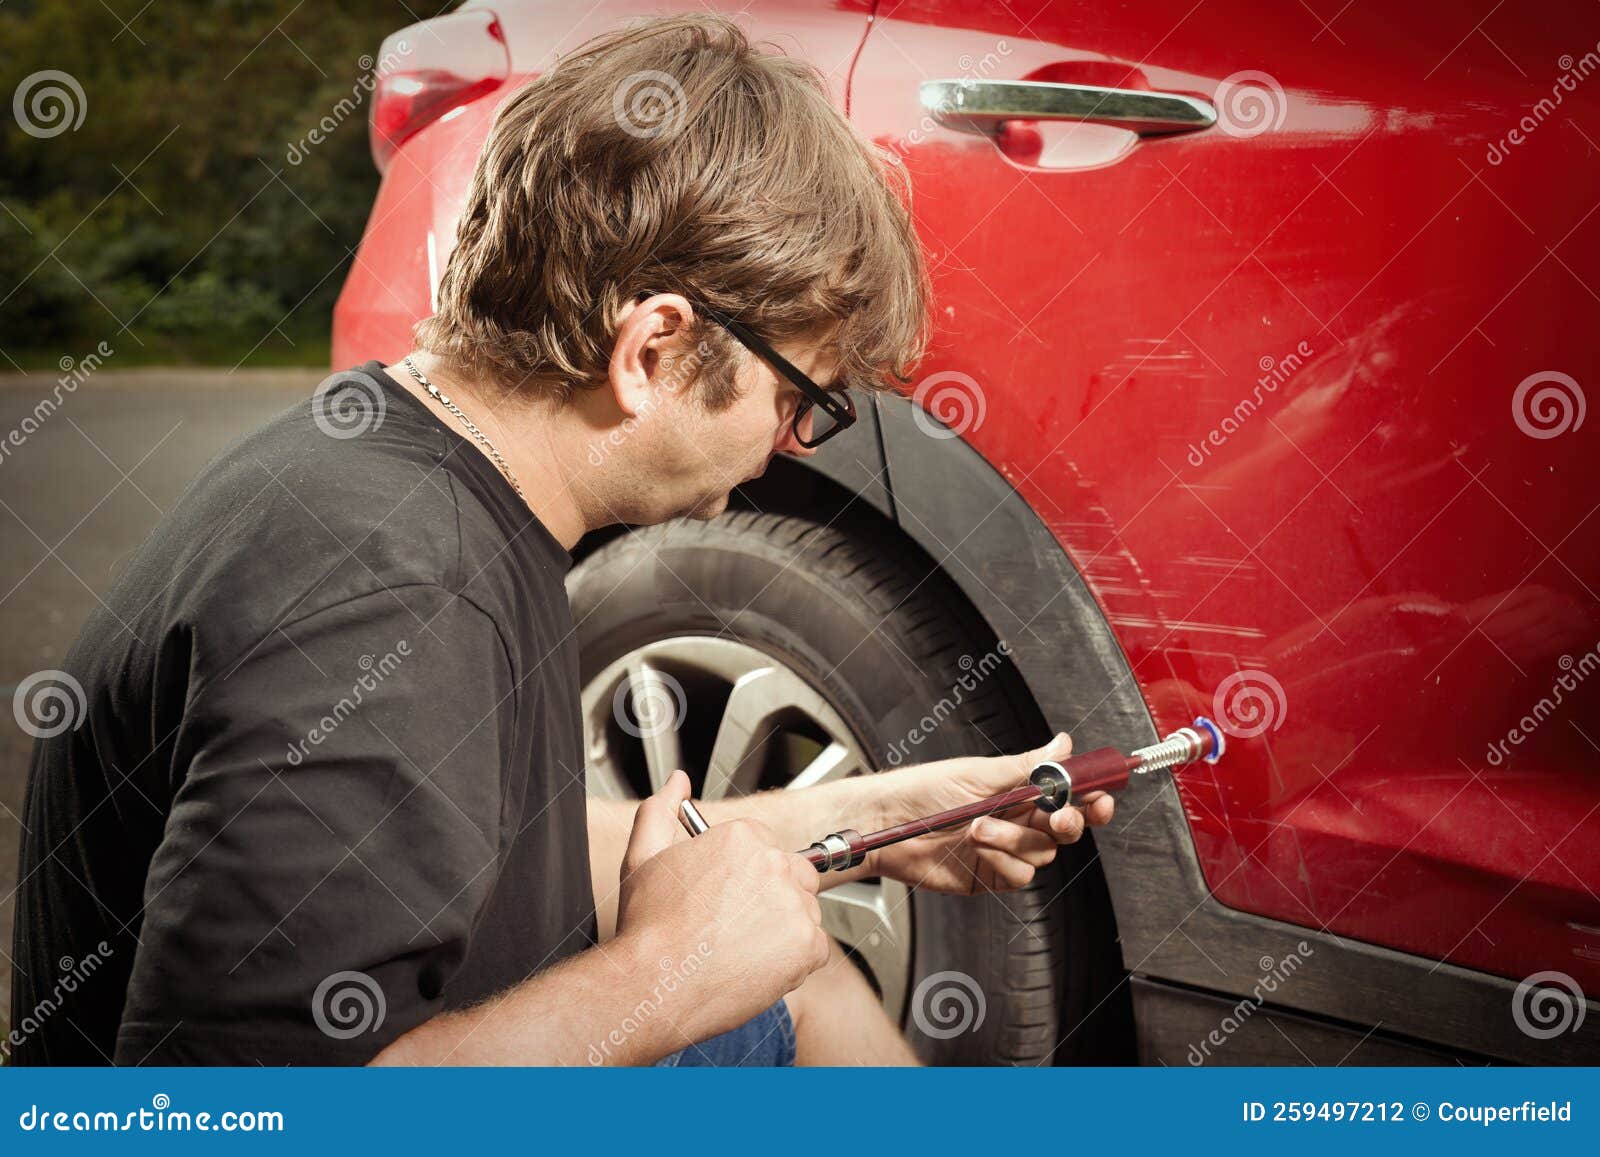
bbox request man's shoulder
[104,383,475,673]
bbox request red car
[333,0,1600,1065]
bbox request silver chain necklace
[401,356,525,500]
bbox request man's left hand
[865,733,1113,895]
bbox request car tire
[568,508,1120,1065]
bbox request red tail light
[369,9,510,173]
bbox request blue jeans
[654,999,796,1067]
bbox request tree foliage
[0,0,429,365]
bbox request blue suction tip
[1192,716,1225,763]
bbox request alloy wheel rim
[579,635,912,1021]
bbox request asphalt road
[0,367,319,1045]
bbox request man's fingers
[973,847,1037,891]
[953,731,1075,798]
[787,850,822,895]
[1026,792,1116,843]
[1019,730,1072,774]
[621,769,691,876]
[968,816,1056,866]
[1079,791,1116,828]
[1046,806,1087,843]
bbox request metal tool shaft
[799,718,1224,873]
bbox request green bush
[0,0,399,365]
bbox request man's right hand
[613,769,830,1043]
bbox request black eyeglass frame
[694,304,857,449]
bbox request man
[10,14,1112,1066]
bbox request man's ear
[608,293,695,417]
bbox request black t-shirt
[9,362,597,1065]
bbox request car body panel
[849,0,1600,991]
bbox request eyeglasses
[695,304,857,449]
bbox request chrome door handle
[921,79,1215,137]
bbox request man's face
[631,326,841,523]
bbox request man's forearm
[371,929,688,1066]
[696,774,884,857]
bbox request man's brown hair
[415,13,930,409]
